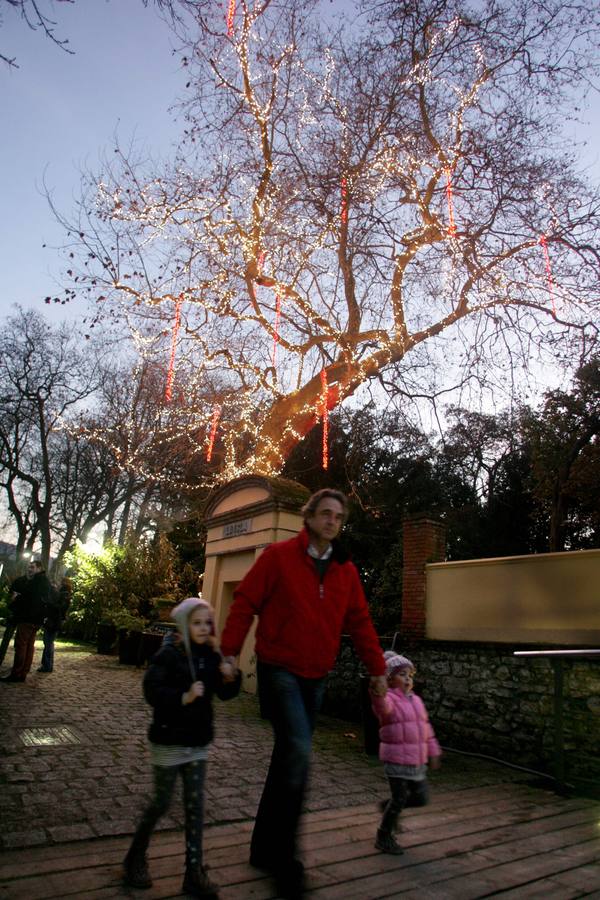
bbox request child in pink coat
[370,651,441,854]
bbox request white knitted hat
[383,650,415,677]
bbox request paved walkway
[0,632,538,852]
[1,634,599,897]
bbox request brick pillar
[402,514,446,640]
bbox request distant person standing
[220,488,386,900]
[1,560,52,683]
[38,576,71,673]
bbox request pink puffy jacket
[371,689,441,766]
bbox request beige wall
[426,548,600,644]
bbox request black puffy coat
[143,641,240,747]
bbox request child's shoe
[182,863,219,898]
[375,828,404,855]
[122,849,153,888]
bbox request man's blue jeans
[251,662,326,866]
[40,626,57,672]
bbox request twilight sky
[1,1,599,329]
[0,0,186,323]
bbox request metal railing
[513,649,600,793]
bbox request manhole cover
[19,726,80,747]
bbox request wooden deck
[1,781,599,899]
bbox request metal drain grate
[19,726,81,747]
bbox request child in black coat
[123,597,240,898]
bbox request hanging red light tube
[164,298,182,402]
[444,167,457,238]
[320,369,329,470]
[226,0,236,36]
[271,294,281,368]
[340,176,348,226]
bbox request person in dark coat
[1,560,53,683]
[123,597,240,898]
[38,576,72,673]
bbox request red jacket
[220,528,385,680]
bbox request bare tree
[57,0,600,479]
[0,308,102,567]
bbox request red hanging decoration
[164,299,182,402]
[444,167,457,238]
[320,370,329,470]
[538,234,556,315]
[206,405,222,462]
[340,176,348,225]
[226,0,236,36]
[271,294,281,368]
[258,251,266,274]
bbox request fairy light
[320,369,329,470]
[538,234,556,315]
[444,168,457,238]
[206,404,222,462]
[271,294,281,368]
[67,11,586,487]
[340,176,348,225]
[226,0,236,36]
[164,299,182,402]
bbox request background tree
[524,357,600,551]
[58,0,600,481]
[0,308,101,568]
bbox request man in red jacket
[221,488,386,899]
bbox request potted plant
[111,609,149,665]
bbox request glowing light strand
[271,294,281,368]
[444,168,457,238]
[206,404,222,462]
[226,0,236,36]
[164,299,182,402]
[340,177,348,225]
[320,369,329,470]
[538,234,556,315]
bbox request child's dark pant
[131,760,206,867]
[380,777,429,833]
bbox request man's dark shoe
[182,863,219,898]
[274,860,305,900]
[122,849,152,889]
[37,667,51,673]
[1,674,25,682]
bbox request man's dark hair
[301,489,349,525]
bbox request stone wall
[323,636,600,793]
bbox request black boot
[123,846,153,888]
[375,828,404,855]
[182,863,219,898]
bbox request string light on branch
[271,294,281,368]
[538,234,556,315]
[226,0,236,36]
[164,298,182,402]
[320,369,329,470]
[444,168,457,238]
[340,176,348,225]
[206,404,222,462]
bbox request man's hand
[220,657,238,683]
[369,675,387,697]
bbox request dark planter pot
[97,622,117,655]
[118,628,143,665]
